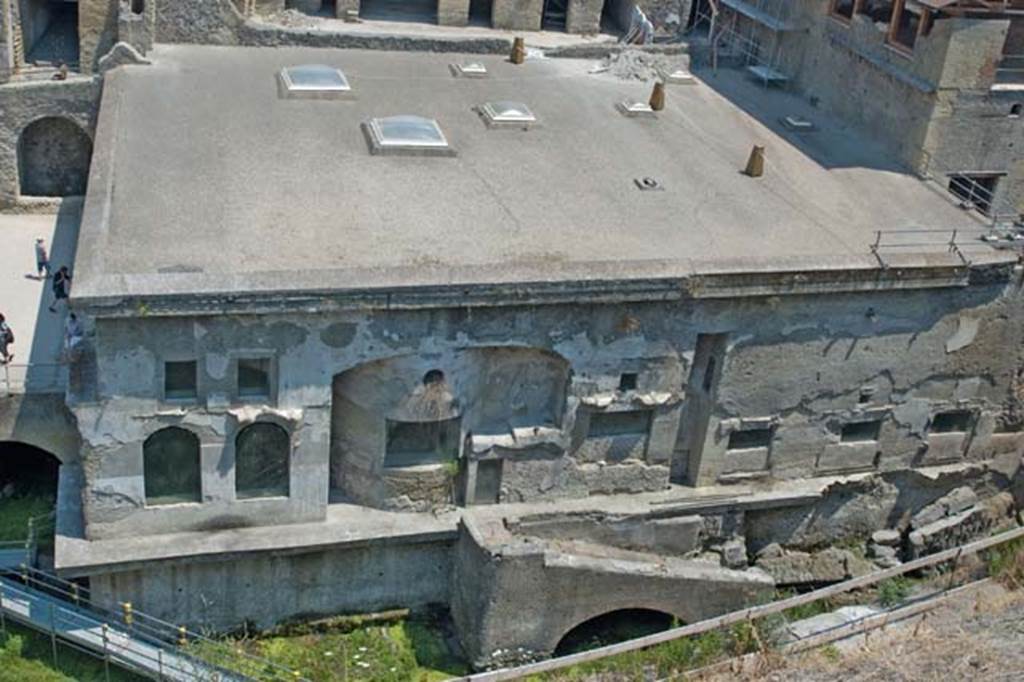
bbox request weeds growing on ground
[877,577,912,607]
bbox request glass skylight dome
[363,116,456,157]
[479,101,537,128]
[278,65,353,100]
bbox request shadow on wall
[17,117,93,198]
[329,346,571,506]
[693,67,908,174]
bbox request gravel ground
[696,581,1024,682]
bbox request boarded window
[164,361,197,401]
[238,358,272,399]
[385,417,460,468]
[728,427,772,450]
[588,410,651,437]
[235,422,290,498]
[931,410,972,434]
[841,420,882,443]
[144,427,201,505]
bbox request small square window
[238,358,272,399]
[588,410,651,438]
[164,361,197,401]
[618,373,638,391]
[841,420,881,443]
[930,410,972,434]
[728,428,773,450]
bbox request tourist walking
[0,313,13,365]
[34,238,50,278]
[49,266,72,313]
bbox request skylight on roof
[362,116,456,157]
[479,101,537,128]
[450,62,488,78]
[278,64,353,100]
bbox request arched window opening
[423,369,445,385]
[235,423,290,498]
[555,609,676,657]
[143,427,200,505]
[17,117,92,197]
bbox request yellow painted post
[177,626,187,647]
[72,583,80,606]
[122,602,133,627]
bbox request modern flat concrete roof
[74,45,1006,307]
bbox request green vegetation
[534,622,763,681]
[0,624,143,682]
[189,612,469,682]
[985,536,1024,588]
[877,577,912,607]
[0,490,53,543]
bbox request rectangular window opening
[618,372,638,391]
[238,357,272,399]
[890,4,921,51]
[930,410,972,434]
[474,459,502,505]
[841,420,882,443]
[164,360,197,401]
[588,410,652,438]
[831,0,856,20]
[728,427,773,450]
[858,0,894,26]
[385,417,460,468]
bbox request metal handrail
[1,361,68,396]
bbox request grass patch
[0,493,53,543]
[877,577,912,607]
[188,612,469,681]
[535,623,762,681]
[0,623,143,682]
[985,537,1024,589]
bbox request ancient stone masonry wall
[0,77,101,207]
[74,267,1024,538]
[154,0,508,53]
[79,0,120,74]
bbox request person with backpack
[49,266,72,313]
[0,313,13,365]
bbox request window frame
[234,421,292,500]
[162,358,199,404]
[231,352,277,404]
[142,426,202,507]
[886,0,925,54]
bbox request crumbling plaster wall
[0,77,101,207]
[74,267,1024,539]
[0,393,81,464]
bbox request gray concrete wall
[0,393,81,464]
[88,536,454,630]
[72,265,1024,539]
[451,517,772,668]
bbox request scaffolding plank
[720,0,798,31]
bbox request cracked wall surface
[72,266,1024,539]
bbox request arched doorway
[555,608,677,656]
[0,441,61,556]
[17,117,93,197]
